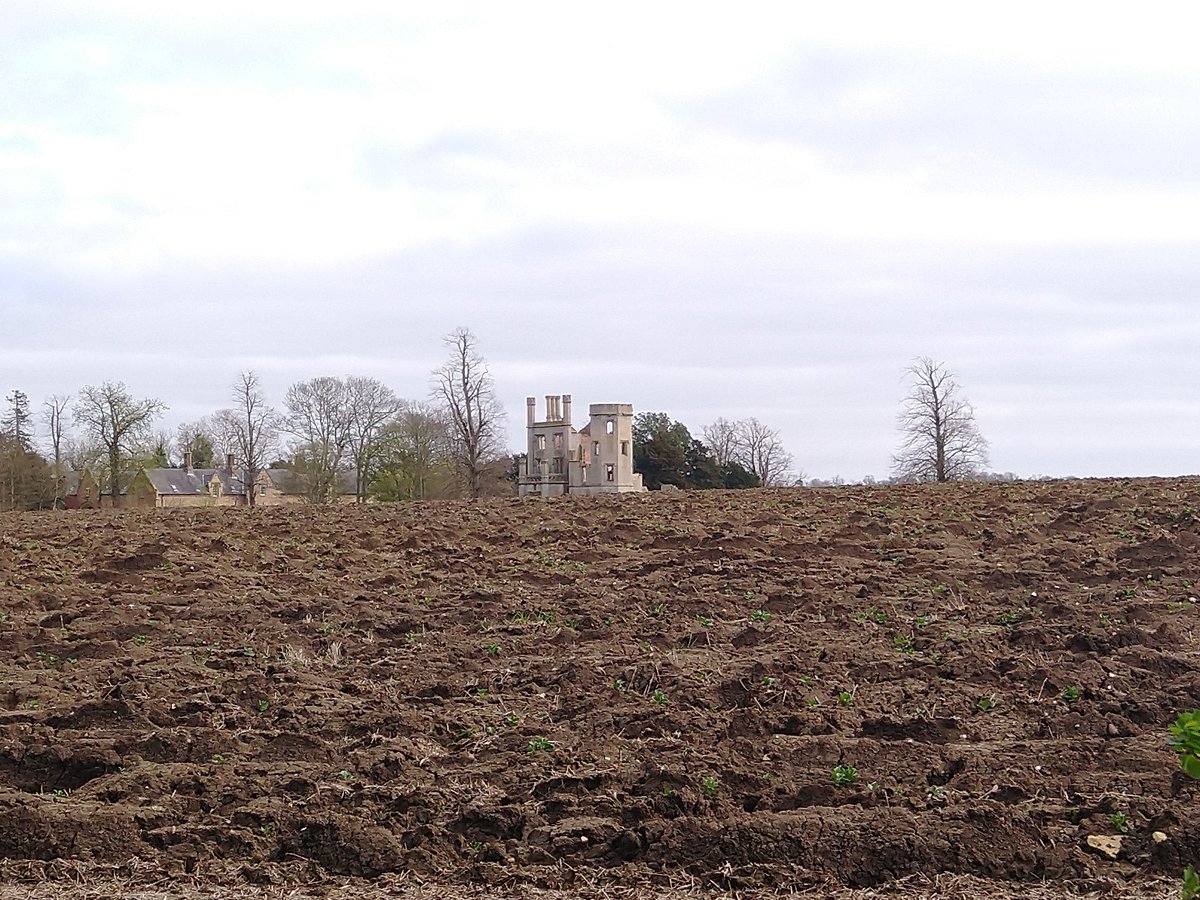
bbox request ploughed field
[0,479,1197,898]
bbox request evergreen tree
[3,390,32,448]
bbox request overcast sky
[3,2,1198,481]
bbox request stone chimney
[526,397,536,426]
[225,453,235,477]
[562,394,572,424]
[183,449,193,472]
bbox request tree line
[0,339,990,511]
[0,328,510,509]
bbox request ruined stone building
[518,394,645,497]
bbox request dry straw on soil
[0,860,1180,899]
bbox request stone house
[518,394,644,497]
[253,468,358,506]
[119,452,246,508]
[65,452,357,508]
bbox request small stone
[1107,723,1119,736]
[1152,831,1167,843]
[1086,834,1122,860]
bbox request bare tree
[702,415,796,486]
[217,371,280,507]
[892,357,989,483]
[344,376,402,502]
[701,417,742,469]
[431,327,506,498]
[284,376,351,503]
[42,394,70,506]
[72,382,166,506]
[738,417,795,487]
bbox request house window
[621,440,629,456]
[606,419,615,435]
[536,434,546,451]
[592,440,600,457]
[553,432,563,450]
[605,463,615,482]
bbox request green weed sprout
[832,764,858,786]
[1181,865,1198,900]
[1169,710,1200,900]
[1169,710,1200,779]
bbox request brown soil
[0,478,1197,897]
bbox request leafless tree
[431,327,506,498]
[701,417,741,469]
[891,357,989,483]
[284,376,351,503]
[702,415,796,486]
[42,394,70,505]
[344,375,402,502]
[216,371,280,507]
[72,382,166,506]
[738,417,795,487]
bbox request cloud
[2,4,1198,483]
[682,49,1200,190]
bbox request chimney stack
[526,396,536,426]
[226,453,235,477]
[183,450,193,472]
[562,394,572,424]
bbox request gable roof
[143,468,247,496]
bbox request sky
[2,1,1199,481]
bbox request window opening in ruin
[536,434,546,451]
[606,463,615,482]
[592,440,600,456]
[606,420,615,434]
[553,432,563,450]
[621,440,629,456]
